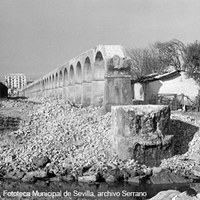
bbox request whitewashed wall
[146,72,199,102]
[133,72,200,103]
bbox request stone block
[78,175,96,182]
[150,169,188,184]
[111,105,173,166]
[103,76,132,112]
[127,176,140,184]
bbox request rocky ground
[161,111,200,179]
[1,97,200,199]
[0,98,149,183]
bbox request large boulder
[21,170,47,182]
[32,156,50,168]
[149,190,181,200]
[150,169,188,184]
[111,105,174,166]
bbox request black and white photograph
[0,0,200,199]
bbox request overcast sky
[0,0,200,81]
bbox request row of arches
[41,51,104,90]
[22,50,105,94]
[42,57,92,90]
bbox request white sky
[0,0,200,80]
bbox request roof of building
[131,70,181,84]
[5,73,26,77]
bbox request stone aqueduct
[20,45,133,109]
[20,45,173,165]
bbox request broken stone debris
[0,98,149,183]
[2,98,200,200]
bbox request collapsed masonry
[111,105,174,167]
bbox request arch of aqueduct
[20,45,133,110]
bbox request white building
[5,74,26,94]
[132,70,200,106]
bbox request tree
[183,41,200,81]
[127,39,186,79]
[127,46,170,79]
[153,39,185,70]
[127,48,147,79]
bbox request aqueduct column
[81,57,92,106]
[63,67,69,100]
[100,55,133,114]
[57,70,63,99]
[68,64,76,102]
[91,51,105,106]
[74,62,82,104]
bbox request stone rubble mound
[0,98,145,181]
[161,112,200,179]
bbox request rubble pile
[0,98,146,182]
[161,112,200,179]
[1,98,200,188]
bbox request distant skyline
[0,0,200,81]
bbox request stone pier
[100,55,133,114]
[111,105,174,167]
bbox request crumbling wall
[111,105,174,167]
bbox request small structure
[131,70,200,108]
[0,82,8,98]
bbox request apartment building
[5,74,26,94]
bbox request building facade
[5,74,26,95]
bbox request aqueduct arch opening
[49,76,52,89]
[52,75,55,89]
[69,65,75,85]
[44,79,47,90]
[59,71,63,87]
[84,57,92,82]
[91,51,105,105]
[81,57,92,106]
[94,51,105,80]
[42,80,44,90]
[76,62,82,83]
[55,73,58,88]
[64,68,68,86]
